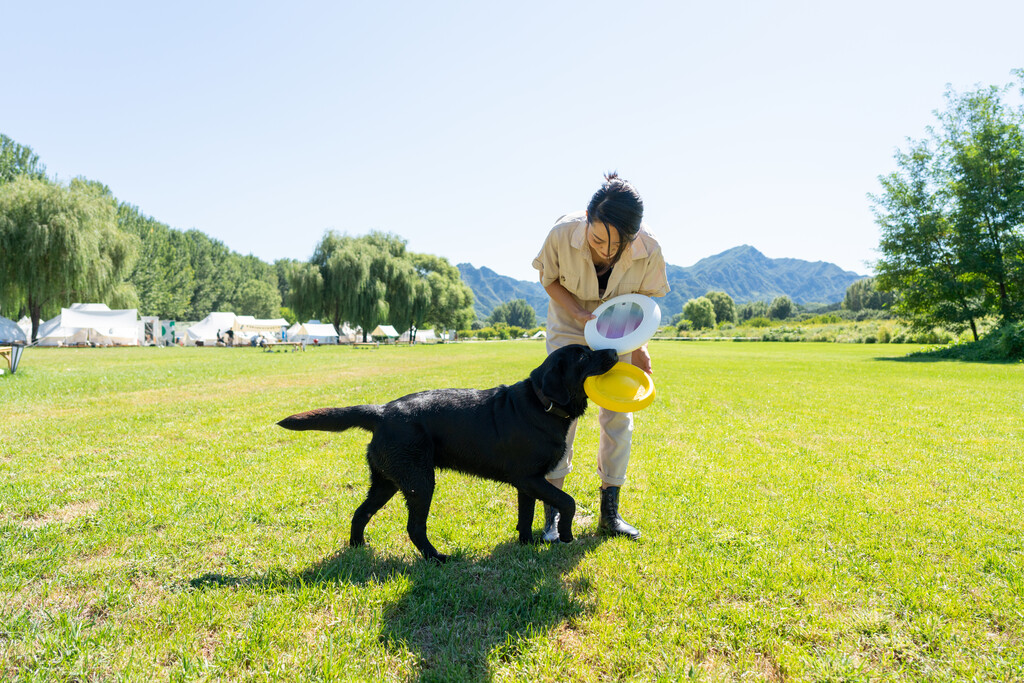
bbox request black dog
[277,344,618,562]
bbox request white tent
[285,322,340,345]
[339,323,360,343]
[17,317,32,340]
[0,316,28,344]
[184,312,237,346]
[370,325,399,340]
[36,305,140,346]
[399,328,437,343]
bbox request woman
[532,172,670,541]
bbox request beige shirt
[532,211,670,344]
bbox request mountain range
[458,245,867,323]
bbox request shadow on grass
[189,531,608,682]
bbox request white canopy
[0,316,28,344]
[286,322,339,344]
[370,325,399,339]
[185,312,237,345]
[36,305,139,346]
[399,328,437,343]
[235,316,289,338]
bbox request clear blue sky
[4,1,1023,282]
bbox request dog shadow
[190,532,609,681]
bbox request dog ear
[540,353,572,406]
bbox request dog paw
[425,552,450,564]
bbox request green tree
[489,299,537,328]
[872,79,1024,338]
[118,203,195,318]
[843,277,896,312]
[703,291,736,325]
[411,253,475,331]
[285,261,324,325]
[737,300,768,322]
[0,176,139,340]
[235,279,281,317]
[767,295,794,320]
[683,297,716,329]
[0,134,46,184]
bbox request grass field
[1,341,1022,681]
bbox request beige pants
[546,335,633,486]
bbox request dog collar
[533,384,571,419]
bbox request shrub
[877,325,892,344]
[997,321,1024,358]
[747,317,771,328]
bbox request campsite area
[1,341,1022,680]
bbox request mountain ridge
[458,245,867,322]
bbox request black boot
[541,504,560,543]
[599,486,641,540]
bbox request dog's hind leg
[350,467,398,547]
[516,490,537,544]
[398,469,447,563]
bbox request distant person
[532,172,670,542]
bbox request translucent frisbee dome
[584,294,662,355]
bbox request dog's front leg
[520,477,576,544]
[516,490,536,544]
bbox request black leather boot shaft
[599,486,641,540]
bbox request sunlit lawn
[1,341,1022,681]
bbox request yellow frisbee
[584,362,656,412]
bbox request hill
[456,264,550,322]
[459,246,866,322]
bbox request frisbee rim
[583,293,662,355]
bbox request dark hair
[586,172,643,265]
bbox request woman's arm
[544,281,596,325]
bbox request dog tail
[277,406,384,433]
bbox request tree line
[0,134,473,341]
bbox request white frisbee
[584,293,662,355]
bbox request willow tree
[412,253,475,331]
[0,176,139,340]
[0,134,46,184]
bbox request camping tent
[0,316,28,344]
[338,323,360,343]
[184,312,237,346]
[285,322,340,345]
[399,328,437,343]
[36,305,140,346]
[370,325,399,341]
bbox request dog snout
[593,348,619,373]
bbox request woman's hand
[572,308,596,324]
[631,345,652,374]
